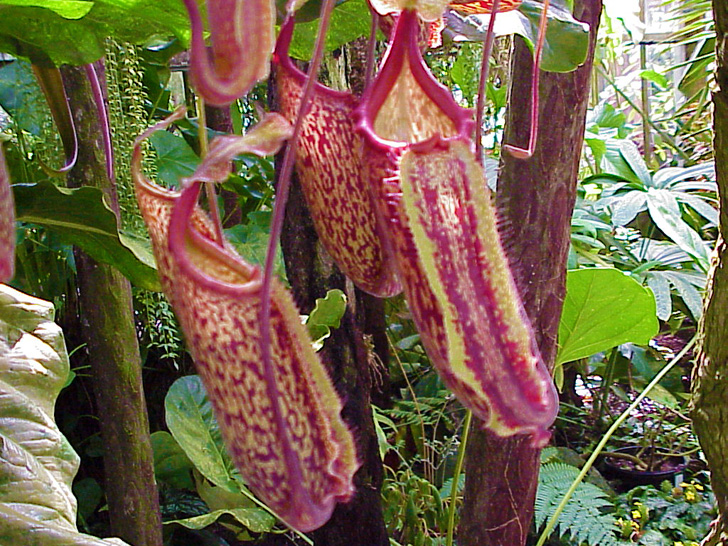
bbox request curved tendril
[31,64,78,176]
[365,10,380,89]
[502,0,550,159]
[84,64,114,183]
[474,0,501,166]
[258,0,338,488]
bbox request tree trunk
[459,2,602,545]
[692,2,728,544]
[62,64,163,546]
[280,177,389,546]
[272,36,389,546]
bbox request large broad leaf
[447,0,590,73]
[556,268,659,365]
[12,181,160,291]
[149,131,200,188]
[0,0,191,65]
[289,0,371,60]
[602,139,651,185]
[0,60,47,135]
[164,376,277,534]
[0,284,130,546]
[165,375,241,494]
[646,188,711,270]
[150,430,195,491]
[166,508,275,535]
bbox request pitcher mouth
[355,9,474,154]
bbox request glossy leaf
[0,284,129,546]
[288,0,371,60]
[447,0,590,73]
[646,188,711,270]
[556,268,659,365]
[183,0,275,105]
[166,508,275,535]
[0,146,13,283]
[0,0,192,65]
[305,288,347,350]
[133,112,358,532]
[12,181,160,291]
[0,60,46,135]
[166,375,242,493]
[275,20,401,297]
[150,431,196,491]
[356,9,558,444]
[149,131,200,187]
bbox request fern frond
[536,463,622,546]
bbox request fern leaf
[536,463,622,546]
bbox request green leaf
[518,0,590,73]
[151,431,195,490]
[0,60,47,135]
[556,268,659,365]
[646,188,710,270]
[0,284,130,545]
[166,508,275,535]
[662,270,704,319]
[304,289,347,350]
[610,190,647,227]
[603,139,651,185]
[0,0,92,18]
[223,213,286,279]
[646,273,671,321]
[289,0,371,60]
[12,181,160,291]
[591,102,627,130]
[149,130,200,187]
[449,1,590,73]
[165,375,241,494]
[640,69,669,89]
[0,0,191,65]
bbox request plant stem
[595,347,618,426]
[387,333,431,483]
[365,10,379,89]
[446,410,472,546]
[535,335,697,546]
[598,66,692,164]
[196,95,224,246]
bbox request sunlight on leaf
[556,268,659,365]
[0,285,130,546]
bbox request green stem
[595,347,618,426]
[446,410,472,546]
[535,335,697,546]
[196,95,224,245]
[387,333,431,482]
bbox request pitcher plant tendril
[501,0,550,159]
[31,64,78,175]
[447,0,550,161]
[259,0,339,428]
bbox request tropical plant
[0,284,130,546]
